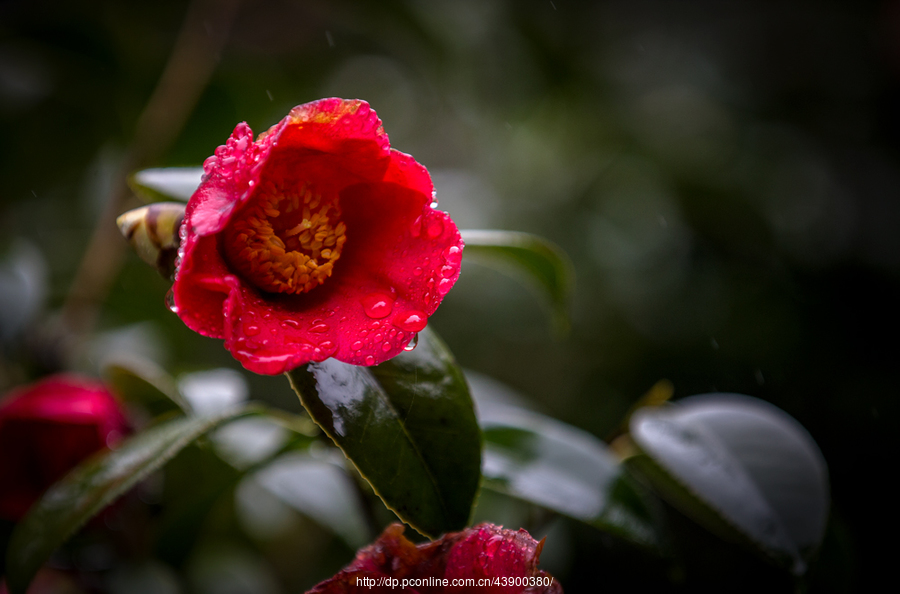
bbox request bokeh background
[2,0,898,591]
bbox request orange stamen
[222,181,346,294]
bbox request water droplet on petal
[392,310,428,332]
[365,355,375,365]
[410,215,423,237]
[283,319,300,329]
[310,323,329,333]
[381,341,392,352]
[404,333,419,351]
[352,341,363,350]
[165,288,178,313]
[361,293,394,319]
[444,245,462,265]
[374,333,383,342]
[244,324,260,336]
[425,217,444,239]
[437,278,453,295]
[412,266,423,276]
[312,340,336,362]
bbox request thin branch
[61,0,241,340]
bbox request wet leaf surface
[479,402,659,549]
[249,450,372,548]
[5,409,252,594]
[129,167,203,202]
[460,230,573,333]
[628,394,830,574]
[103,357,190,416]
[286,327,481,538]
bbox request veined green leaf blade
[628,394,829,575]
[247,451,373,549]
[460,230,574,332]
[5,409,250,594]
[102,356,191,415]
[286,327,481,538]
[479,403,659,549]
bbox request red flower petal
[0,375,129,521]
[384,149,436,203]
[444,525,557,592]
[173,98,463,374]
[307,523,562,593]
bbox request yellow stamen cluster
[223,180,347,294]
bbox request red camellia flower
[308,523,563,593]
[0,374,129,521]
[172,98,463,375]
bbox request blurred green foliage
[2,0,898,591]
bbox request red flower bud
[0,374,129,521]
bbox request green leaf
[177,368,248,417]
[5,409,251,594]
[128,167,203,203]
[246,450,373,549]
[286,327,481,538]
[211,415,297,470]
[479,402,659,549]
[153,441,243,565]
[628,393,830,575]
[155,416,316,564]
[460,230,574,333]
[103,356,190,415]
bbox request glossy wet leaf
[628,393,829,575]
[153,442,243,565]
[479,402,659,548]
[5,409,251,594]
[178,368,248,417]
[103,357,190,415]
[286,327,481,538]
[248,450,372,548]
[156,419,316,564]
[460,230,573,333]
[212,415,294,470]
[128,167,203,202]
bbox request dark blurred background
[2,0,898,591]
